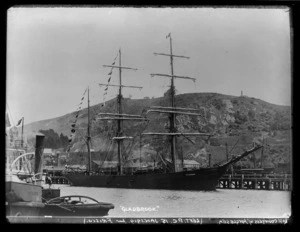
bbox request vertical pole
[118,49,123,175]
[87,87,91,173]
[241,174,244,189]
[56,153,59,167]
[21,117,24,148]
[261,137,264,168]
[34,134,45,185]
[288,145,291,175]
[181,146,184,170]
[226,142,228,161]
[254,179,258,189]
[140,136,142,169]
[169,34,176,173]
[284,174,287,190]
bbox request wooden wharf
[217,173,292,191]
[43,167,70,185]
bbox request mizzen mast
[99,49,145,175]
[143,33,212,172]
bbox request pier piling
[218,173,291,191]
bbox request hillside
[24,92,292,169]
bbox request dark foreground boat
[64,34,263,191]
[40,195,114,217]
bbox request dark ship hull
[66,166,226,191]
[65,146,262,191]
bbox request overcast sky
[7,7,291,125]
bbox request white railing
[10,152,35,173]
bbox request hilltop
[24,92,291,169]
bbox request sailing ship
[64,34,262,191]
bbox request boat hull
[40,203,114,217]
[6,180,44,216]
[65,166,228,191]
[6,180,43,202]
[6,201,44,217]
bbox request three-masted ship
[64,34,262,190]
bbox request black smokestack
[34,134,45,174]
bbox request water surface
[49,184,291,218]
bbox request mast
[169,34,177,172]
[226,142,228,161]
[261,136,264,168]
[181,145,184,169]
[117,49,123,175]
[143,33,204,173]
[87,86,91,173]
[21,117,24,148]
[101,49,143,175]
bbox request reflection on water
[49,184,291,218]
[165,195,181,201]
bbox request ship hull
[6,180,44,216]
[64,146,262,191]
[65,166,228,191]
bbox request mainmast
[143,34,212,173]
[117,49,123,176]
[169,34,177,173]
[99,49,146,175]
[87,86,92,173]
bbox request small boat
[40,195,114,217]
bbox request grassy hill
[24,92,291,169]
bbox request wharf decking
[44,167,70,185]
[217,173,292,191]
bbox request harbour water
[48,184,291,218]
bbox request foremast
[98,49,148,175]
[144,33,212,173]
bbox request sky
[6,7,291,125]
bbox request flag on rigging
[16,117,23,126]
[101,51,119,108]
[67,87,87,147]
[83,88,87,96]
[166,33,171,39]
[6,113,11,127]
